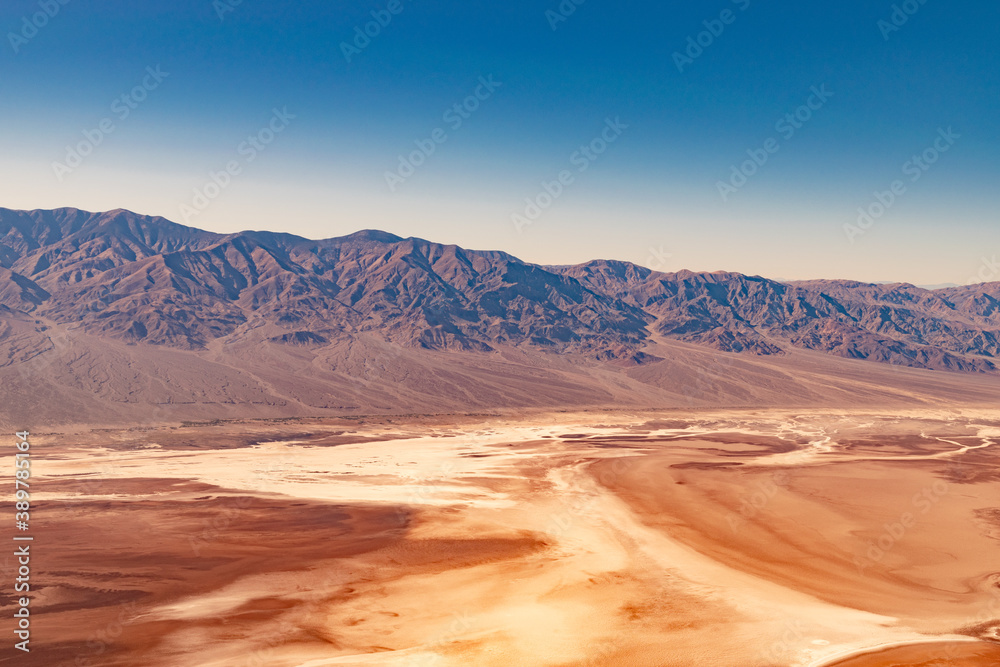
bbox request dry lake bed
[11,409,1000,666]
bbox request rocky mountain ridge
[2,207,999,375]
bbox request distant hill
[2,207,1000,425]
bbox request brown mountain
[553,262,1000,373]
[2,207,1000,426]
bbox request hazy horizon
[0,204,976,289]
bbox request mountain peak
[337,229,405,244]
[1,207,998,375]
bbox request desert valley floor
[12,409,1000,666]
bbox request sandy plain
[6,409,1000,666]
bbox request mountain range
[2,207,1000,425]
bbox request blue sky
[2,0,998,284]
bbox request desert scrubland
[8,409,1000,666]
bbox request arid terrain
[6,208,1000,426]
[4,207,1000,665]
[9,409,1000,666]
[7,0,997,658]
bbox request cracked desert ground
[18,410,1000,666]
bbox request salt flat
[16,409,1000,666]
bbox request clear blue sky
[2,0,998,284]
